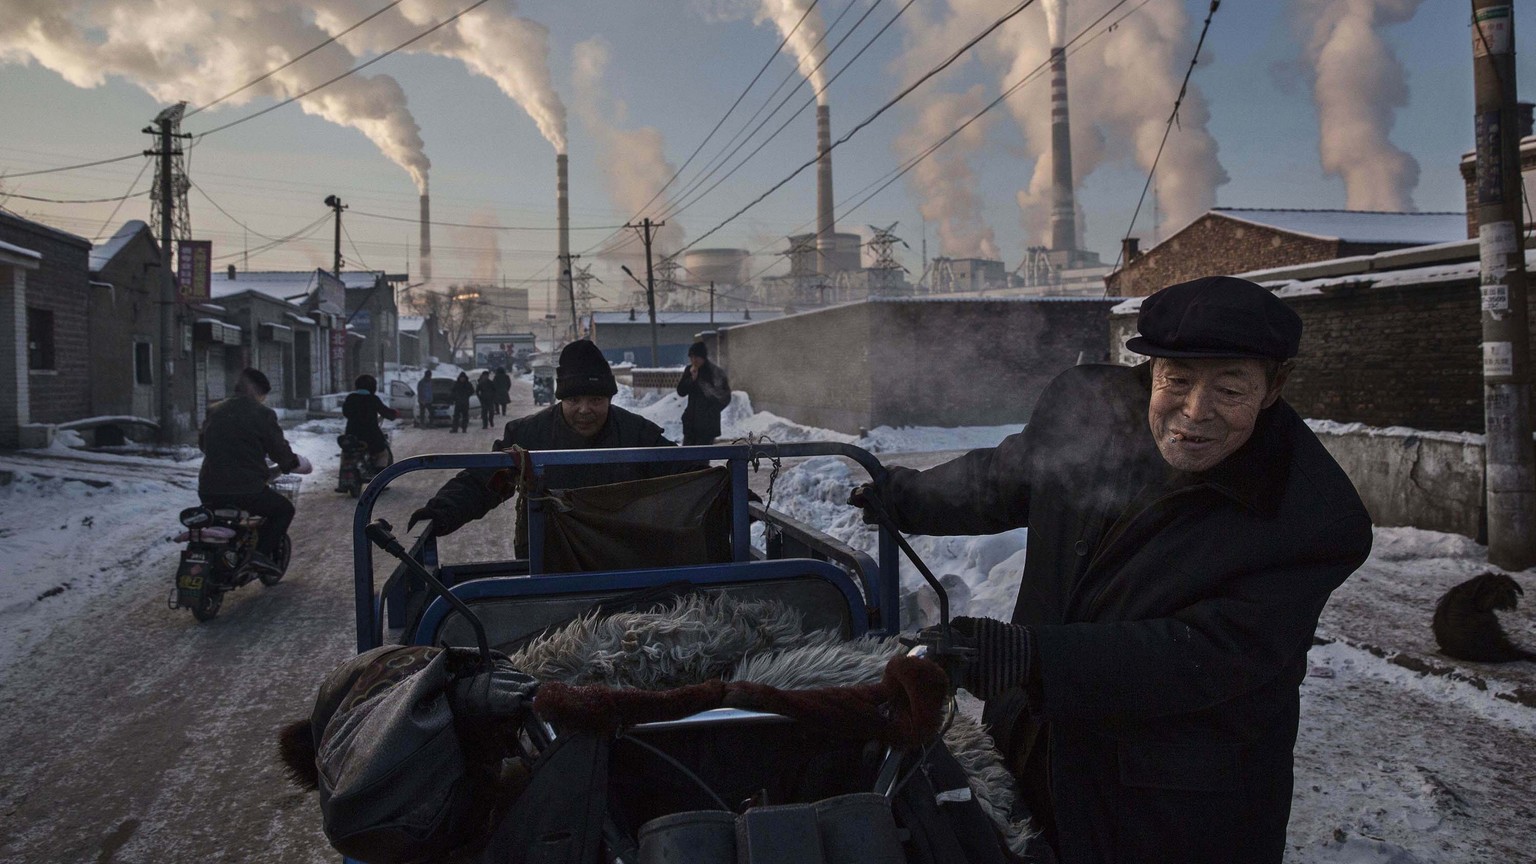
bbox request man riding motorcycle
[343,375,401,470]
[198,368,311,572]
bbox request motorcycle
[336,431,393,498]
[170,472,302,622]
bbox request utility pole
[626,218,665,365]
[709,281,715,326]
[1472,0,1535,568]
[325,194,347,278]
[144,104,190,444]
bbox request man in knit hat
[849,276,1372,863]
[411,340,691,557]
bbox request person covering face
[849,276,1372,863]
[412,340,696,557]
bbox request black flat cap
[1126,276,1302,360]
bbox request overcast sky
[0,0,1532,316]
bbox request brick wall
[1111,277,1510,434]
[716,299,1115,433]
[1107,214,1343,297]
[0,215,91,425]
[1458,138,1536,238]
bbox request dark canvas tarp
[539,466,733,573]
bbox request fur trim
[278,719,319,791]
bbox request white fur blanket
[506,593,1034,854]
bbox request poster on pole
[177,240,212,303]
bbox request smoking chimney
[1048,47,1077,255]
[816,104,836,276]
[556,153,573,334]
[419,191,432,283]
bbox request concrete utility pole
[1471,0,1536,568]
[144,106,189,444]
[325,194,346,278]
[626,218,665,365]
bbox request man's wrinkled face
[1148,357,1286,473]
[561,395,611,438]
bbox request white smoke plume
[1296,0,1423,211]
[992,0,1228,245]
[895,84,1000,260]
[0,0,432,192]
[572,37,685,265]
[314,0,568,153]
[756,0,831,104]
[447,208,503,284]
[1042,0,1067,48]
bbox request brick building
[714,297,1119,433]
[211,268,347,409]
[342,271,403,380]
[1104,208,1467,297]
[88,221,178,427]
[591,309,775,367]
[0,212,92,439]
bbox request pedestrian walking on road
[450,372,473,433]
[494,367,512,417]
[849,276,1373,864]
[416,371,433,428]
[676,341,731,446]
[476,371,498,430]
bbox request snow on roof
[88,220,150,272]
[398,315,426,333]
[1211,208,1467,246]
[211,269,318,302]
[591,310,777,325]
[0,238,42,261]
[341,271,384,290]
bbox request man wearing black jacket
[411,340,691,557]
[198,368,305,572]
[851,277,1372,864]
[676,341,731,445]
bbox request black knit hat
[688,341,707,359]
[1126,276,1302,361]
[239,367,272,395]
[555,339,617,400]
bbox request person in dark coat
[198,368,310,571]
[475,371,498,430]
[851,276,1373,864]
[411,340,696,557]
[493,367,512,417]
[450,372,474,433]
[342,374,400,469]
[676,341,731,446]
[416,371,434,427]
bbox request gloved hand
[918,616,1033,702]
[847,483,880,525]
[486,444,533,502]
[293,455,314,475]
[408,505,464,537]
[447,656,539,724]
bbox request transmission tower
[866,222,909,296]
[573,263,600,325]
[655,255,682,308]
[149,102,191,243]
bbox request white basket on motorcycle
[271,475,302,503]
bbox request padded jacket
[197,394,300,496]
[874,362,1372,864]
[676,361,731,441]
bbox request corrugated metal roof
[1211,208,1466,245]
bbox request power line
[190,0,497,139]
[680,0,1032,255]
[2,188,150,204]
[184,0,410,119]
[342,219,374,271]
[0,153,143,180]
[92,157,154,242]
[211,212,332,262]
[349,208,624,232]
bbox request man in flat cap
[413,340,692,558]
[850,276,1372,864]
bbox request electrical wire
[92,156,154,242]
[184,0,410,119]
[1110,0,1222,281]
[349,208,625,232]
[0,153,143,180]
[343,219,374,271]
[190,0,496,139]
[3,188,150,204]
[210,212,332,262]
[678,0,1037,256]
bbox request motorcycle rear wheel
[260,534,292,586]
[190,589,223,622]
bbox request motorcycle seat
[211,508,264,526]
[175,526,239,543]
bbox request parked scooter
[336,431,393,498]
[170,470,304,622]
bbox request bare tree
[414,285,495,363]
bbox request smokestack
[816,104,836,276]
[419,192,432,283]
[556,153,573,334]
[1049,47,1077,254]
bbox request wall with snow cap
[1308,421,1486,540]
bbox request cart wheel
[261,535,291,586]
[190,589,223,622]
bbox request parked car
[387,379,416,419]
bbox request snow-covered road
[0,383,1531,862]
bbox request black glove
[448,658,539,724]
[408,505,464,537]
[847,483,880,525]
[919,616,1033,702]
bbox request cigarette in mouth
[1169,433,1184,443]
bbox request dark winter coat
[493,369,512,405]
[874,362,1372,864]
[423,403,695,557]
[676,360,731,441]
[452,377,475,406]
[475,376,498,406]
[342,390,399,454]
[197,393,300,496]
